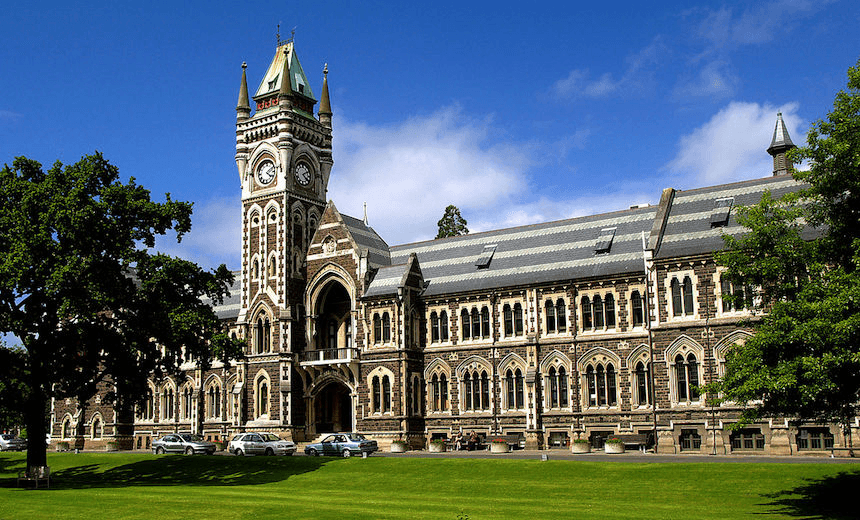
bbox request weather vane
[276,23,281,45]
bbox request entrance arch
[312,381,353,433]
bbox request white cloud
[698,0,829,49]
[550,39,662,100]
[672,59,739,99]
[666,101,803,185]
[155,196,241,270]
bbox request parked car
[228,432,297,456]
[304,433,378,458]
[0,434,27,451]
[152,433,216,455]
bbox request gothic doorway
[313,382,352,433]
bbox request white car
[0,434,27,451]
[228,432,296,456]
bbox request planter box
[490,442,511,454]
[390,442,408,453]
[571,442,591,454]
[428,442,446,453]
[604,443,625,454]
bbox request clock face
[295,163,311,186]
[256,161,276,185]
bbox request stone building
[51,40,854,455]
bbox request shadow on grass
[3,454,343,490]
[761,470,860,519]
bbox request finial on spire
[324,63,328,77]
[236,60,251,116]
[276,23,281,46]
[363,202,368,226]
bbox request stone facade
[49,43,857,456]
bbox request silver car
[152,433,216,455]
[0,434,27,451]
[228,432,297,456]
[304,433,378,457]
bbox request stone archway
[312,382,352,434]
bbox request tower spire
[319,63,332,128]
[236,62,251,120]
[767,112,796,176]
[279,45,292,99]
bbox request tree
[0,342,28,433]
[436,205,469,239]
[0,153,244,468]
[713,59,860,444]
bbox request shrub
[106,441,119,451]
[573,438,590,444]
[491,439,509,445]
[605,437,624,445]
[391,440,408,446]
[213,440,228,451]
[430,439,447,445]
[57,441,70,451]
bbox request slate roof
[381,205,658,298]
[206,271,242,320]
[655,175,805,259]
[363,263,412,298]
[341,213,391,269]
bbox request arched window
[382,375,391,413]
[373,314,382,344]
[503,305,513,336]
[506,369,515,408]
[327,319,337,349]
[586,363,617,407]
[683,277,694,315]
[545,300,556,333]
[255,317,271,354]
[675,354,687,400]
[586,366,596,406]
[546,366,569,409]
[182,385,193,419]
[145,389,154,420]
[593,295,604,328]
[605,294,616,328]
[481,306,490,338]
[671,276,695,317]
[430,373,449,411]
[674,352,702,401]
[635,361,650,405]
[471,308,480,339]
[440,311,449,341]
[471,371,480,410]
[62,417,72,439]
[372,376,381,411]
[631,291,644,327]
[268,254,276,277]
[463,372,473,410]
[257,380,269,417]
[162,387,174,420]
[430,312,439,343]
[558,367,568,407]
[549,367,559,408]
[207,383,221,419]
[461,309,470,339]
[480,371,490,410]
[252,258,259,279]
[440,374,448,410]
[412,377,421,415]
[513,303,524,336]
[606,364,617,405]
[581,296,592,329]
[382,313,391,342]
[556,299,567,332]
[671,278,682,316]
[91,417,102,439]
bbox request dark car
[304,433,378,458]
[152,433,216,455]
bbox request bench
[499,434,525,450]
[829,447,856,458]
[612,434,650,450]
[17,466,51,489]
[448,433,486,451]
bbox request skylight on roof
[475,244,497,269]
[711,197,734,227]
[594,228,616,254]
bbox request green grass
[1,453,857,519]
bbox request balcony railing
[298,348,359,364]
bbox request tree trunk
[24,360,48,469]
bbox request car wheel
[265,448,274,456]
[185,446,194,455]
[308,448,318,457]
[285,452,293,456]
[156,446,165,455]
[236,448,245,457]
[342,449,352,458]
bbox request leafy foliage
[713,59,860,433]
[436,205,469,238]
[0,153,243,466]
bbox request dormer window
[268,74,279,91]
[594,228,616,254]
[475,245,497,269]
[711,197,734,227]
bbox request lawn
[0,452,857,519]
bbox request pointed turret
[767,112,796,176]
[278,45,293,110]
[319,63,332,129]
[237,62,251,121]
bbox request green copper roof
[254,42,317,102]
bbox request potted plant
[213,440,228,452]
[105,440,119,452]
[490,439,510,454]
[429,439,447,453]
[604,437,625,454]
[57,441,70,452]
[571,438,591,454]
[390,440,408,453]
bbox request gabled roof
[341,213,391,269]
[655,175,805,259]
[364,253,423,298]
[388,205,658,297]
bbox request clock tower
[233,38,333,433]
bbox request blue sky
[1,0,858,271]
